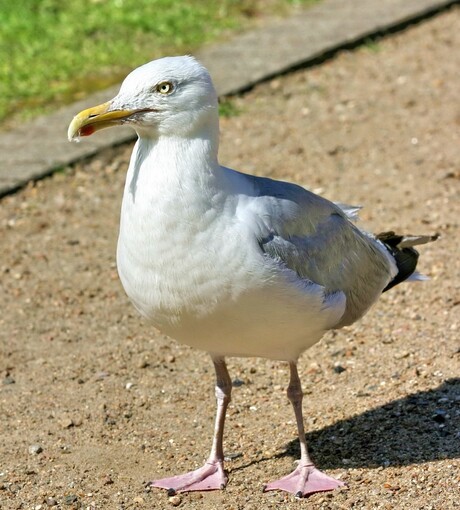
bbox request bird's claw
[264,463,345,497]
[151,460,227,493]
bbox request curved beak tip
[67,117,82,142]
[67,101,114,143]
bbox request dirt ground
[1,8,459,510]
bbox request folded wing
[237,174,396,328]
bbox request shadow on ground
[278,378,459,469]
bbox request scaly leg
[151,356,232,494]
[264,361,345,497]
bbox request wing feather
[237,173,395,327]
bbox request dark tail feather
[377,231,439,293]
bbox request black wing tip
[382,246,419,292]
[377,231,438,293]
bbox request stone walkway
[0,0,456,197]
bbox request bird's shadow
[294,377,459,469]
[235,378,459,471]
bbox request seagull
[68,56,437,498]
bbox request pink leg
[151,357,231,494]
[264,361,345,498]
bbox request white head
[68,56,219,141]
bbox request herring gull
[68,56,437,498]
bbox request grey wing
[244,175,396,327]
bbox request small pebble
[126,382,135,390]
[59,416,74,429]
[3,376,15,385]
[432,409,447,423]
[63,494,78,505]
[95,371,110,380]
[169,495,182,506]
[29,444,43,455]
[394,351,411,359]
[46,497,57,507]
[224,452,243,461]
[102,474,114,485]
[333,365,346,374]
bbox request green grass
[218,98,242,118]
[363,37,382,53]
[0,0,318,125]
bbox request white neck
[125,119,221,206]
[117,119,233,321]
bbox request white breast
[116,138,344,361]
[117,204,344,361]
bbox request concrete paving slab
[0,0,457,197]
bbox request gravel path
[1,9,459,510]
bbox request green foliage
[363,37,382,53]
[0,0,318,124]
[219,98,241,118]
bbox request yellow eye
[156,81,173,94]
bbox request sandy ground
[1,8,459,510]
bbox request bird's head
[68,56,218,141]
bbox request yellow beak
[68,101,136,141]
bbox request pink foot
[150,461,227,494]
[264,463,345,498]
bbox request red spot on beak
[80,125,95,136]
